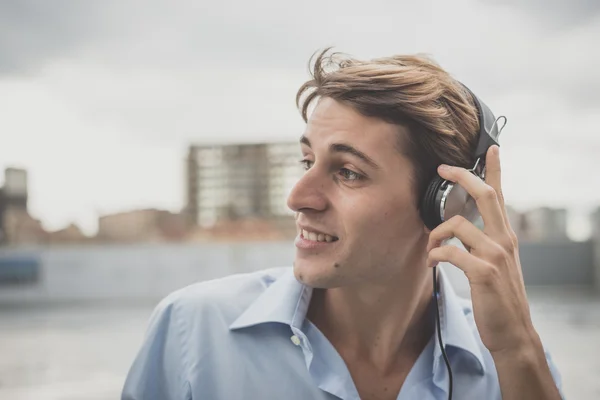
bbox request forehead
[303,98,408,163]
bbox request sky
[0,0,599,239]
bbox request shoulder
[151,266,290,325]
[122,268,292,399]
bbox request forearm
[492,333,562,400]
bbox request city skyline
[0,1,598,239]
[1,147,597,243]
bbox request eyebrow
[300,135,381,170]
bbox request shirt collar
[229,268,312,331]
[229,266,485,375]
[433,266,486,375]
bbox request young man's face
[287,97,429,288]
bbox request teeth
[302,229,336,243]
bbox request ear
[422,222,432,235]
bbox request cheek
[335,186,421,240]
[360,195,420,237]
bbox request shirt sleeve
[121,297,192,400]
[544,347,566,399]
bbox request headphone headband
[419,83,506,231]
[460,84,502,164]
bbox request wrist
[490,329,546,366]
[490,330,562,400]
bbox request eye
[339,168,364,181]
[299,159,313,170]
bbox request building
[46,223,88,244]
[1,207,47,245]
[592,207,600,241]
[185,142,302,233]
[97,208,188,243]
[505,205,531,239]
[591,207,600,292]
[521,207,569,242]
[0,168,47,245]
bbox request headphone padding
[420,176,446,231]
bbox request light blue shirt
[122,266,564,399]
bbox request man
[122,49,563,399]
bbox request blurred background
[0,1,599,399]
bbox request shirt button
[290,335,301,346]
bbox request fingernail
[493,145,499,155]
[438,164,451,172]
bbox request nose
[287,168,328,214]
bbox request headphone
[420,84,506,400]
[419,85,506,231]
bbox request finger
[427,245,498,286]
[427,244,476,269]
[437,164,508,238]
[484,145,511,230]
[427,215,497,254]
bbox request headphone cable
[433,265,453,400]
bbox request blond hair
[296,48,480,204]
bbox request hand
[426,145,539,355]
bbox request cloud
[0,0,598,233]
[2,0,598,110]
[482,0,600,29]
[0,1,111,75]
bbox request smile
[295,229,339,250]
[300,229,338,243]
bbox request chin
[292,258,347,289]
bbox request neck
[307,261,435,374]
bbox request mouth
[299,229,339,243]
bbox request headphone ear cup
[420,175,446,231]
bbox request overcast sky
[0,0,599,238]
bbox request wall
[0,242,294,305]
[0,240,595,306]
[519,240,595,286]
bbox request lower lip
[295,234,338,250]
